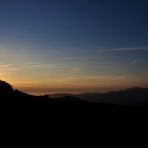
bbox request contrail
[131,57,139,65]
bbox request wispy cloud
[98,46,148,52]
[0,62,60,71]
[0,64,13,68]
[61,57,87,61]
[83,75,128,81]
[71,67,81,72]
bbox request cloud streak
[0,62,60,71]
[98,46,148,52]
[61,57,87,61]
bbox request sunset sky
[0,0,148,94]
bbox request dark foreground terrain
[1,80,148,118]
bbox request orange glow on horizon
[1,71,147,95]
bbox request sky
[0,0,148,94]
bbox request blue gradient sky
[0,0,148,94]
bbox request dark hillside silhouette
[0,80,148,116]
[0,80,13,96]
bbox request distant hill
[76,87,148,106]
[49,87,148,106]
[50,93,75,98]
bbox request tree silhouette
[0,80,13,95]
